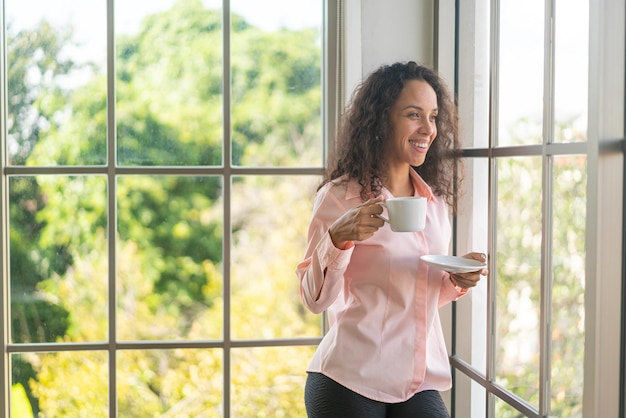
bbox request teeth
[410,140,428,149]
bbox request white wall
[343,0,435,100]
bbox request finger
[359,216,385,231]
[353,223,383,240]
[455,278,478,289]
[463,252,487,262]
[452,272,481,288]
[360,196,385,207]
[360,200,385,215]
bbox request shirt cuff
[445,273,469,299]
[318,231,354,270]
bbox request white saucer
[420,255,486,273]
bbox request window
[2,0,334,416]
[449,0,624,417]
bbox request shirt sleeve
[296,186,354,314]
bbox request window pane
[494,395,528,418]
[551,156,586,416]
[231,346,314,417]
[498,0,544,146]
[6,0,107,165]
[116,176,223,340]
[230,0,323,167]
[554,0,589,143]
[118,349,223,416]
[116,1,223,166]
[231,175,322,339]
[10,176,108,343]
[13,352,108,417]
[495,156,542,407]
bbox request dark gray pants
[305,372,450,418]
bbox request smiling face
[385,79,438,169]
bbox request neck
[384,166,414,197]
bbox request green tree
[494,119,586,417]
[7,19,81,415]
[7,20,77,165]
[15,0,321,416]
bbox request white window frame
[441,0,625,417]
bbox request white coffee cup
[377,197,427,232]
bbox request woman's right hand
[329,197,385,249]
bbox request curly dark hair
[321,61,462,212]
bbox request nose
[418,120,435,135]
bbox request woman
[296,61,487,417]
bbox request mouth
[409,139,429,150]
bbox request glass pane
[118,349,223,416]
[230,0,323,167]
[554,0,589,143]
[498,0,544,146]
[231,175,322,339]
[116,1,223,166]
[10,176,108,343]
[231,346,314,417]
[454,158,489,373]
[494,156,542,407]
[12,351,108,417]
[457,0,490,150]
[550,156,586,417]
[494,395,529,418]
[6,0,107,165]
[117,176,223,340]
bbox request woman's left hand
[449,252,488,289]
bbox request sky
[497,0,589,135]
[6,0,322,33]
[6,0,322,61]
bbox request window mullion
[0,0,10,412]
[106,0,118,416]
[222,0,232,417]
[539,0,556,416]
[486,0,500,416]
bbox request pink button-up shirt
[296,169,467,403]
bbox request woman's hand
[329,197,385,249]
[449,252,488,289]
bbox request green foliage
[7,19,77,165]
[10,0,322,415]
[231,26,322,166]
[115,0,224,166]
[28,77,107,165]
[231,347,313,417]
[116,175,224,335]
[11,383,34,418]
[117,348,224,416]
[493,120,586,417]
[7,24,104,415]
[11,358,39,416]
[230,175,321,340]
[30,352,109,418]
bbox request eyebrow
[400,105,438,112]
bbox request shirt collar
[343,169,435,201]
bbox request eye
[407,112,419,119]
